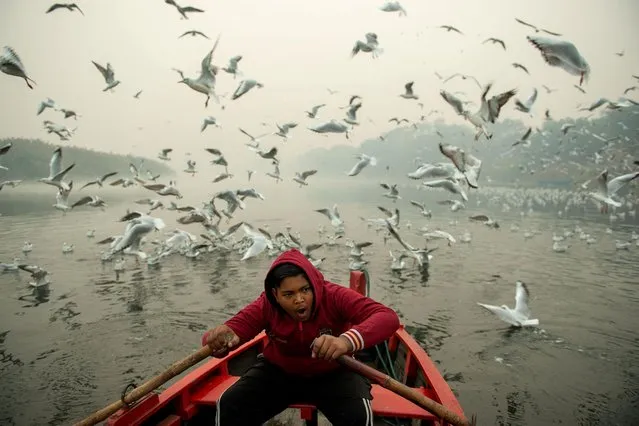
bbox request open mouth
[295,307,308,317]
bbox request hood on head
[264,249,325,316]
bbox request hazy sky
[2,0,638,169]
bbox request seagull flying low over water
[423,178,468,202]
[0,180,22,191]
[1,46,36,89]
[72,195,107,209]
[512,127,533,147]
[0,142,13,170]
[241,224,273,261]
[315,204,344,228]
[438,142,482,189]
[588,169,639,213]
[18,264,50,287]
[384,220,435,267]
[477,281,539,327]
[38,148,74,190]
[80,172,118,190]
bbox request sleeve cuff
[340,328,365,351]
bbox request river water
[0,184,638,426]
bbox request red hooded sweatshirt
[204,249,400,376]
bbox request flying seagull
[400,81,418,100]
[514,18,562,36]
[477,281,540,327]
[1,46,36,89]
[305,104,326,118]
[351,33,382,58]
[92,60,120,91]
[232,79,264,100]
[512,63,529,74]
[527,36,590,85]
[477,83,517,123]
[482,37,506,50]
[179,30,209,39]
[439,25,463,34]
[514,88,538,113]
[165,0,204,19]
[81,172,118,190]
[379,1,407,16]
[176,35,222,107]
[46,3,84,15]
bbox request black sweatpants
[215,356,373,426]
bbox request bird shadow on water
[0,330,24,371]
[406,309,452,352]
[123,271,148,313]
[49,300,81,330]
[472,326,545,363]
[17,284,51,307]
[386,265,430,291]
[491,389,539,426]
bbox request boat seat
[156,414,181,426]
[192,375,436,420]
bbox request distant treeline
[0,137,174,181]
[296,108,639,189]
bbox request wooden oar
[73,346,213,426]
[338,355,476,426]
[75,346,475,426]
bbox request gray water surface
[1,190,638,426]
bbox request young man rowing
[202,248,400,425]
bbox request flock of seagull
[1,1,639,329]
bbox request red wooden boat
[106,271,466,426]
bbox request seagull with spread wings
[1,46,36,89]
[46,3,84,15]
[92,60,120,91]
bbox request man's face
[272,274,314,322]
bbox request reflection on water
[0,189,638,426]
